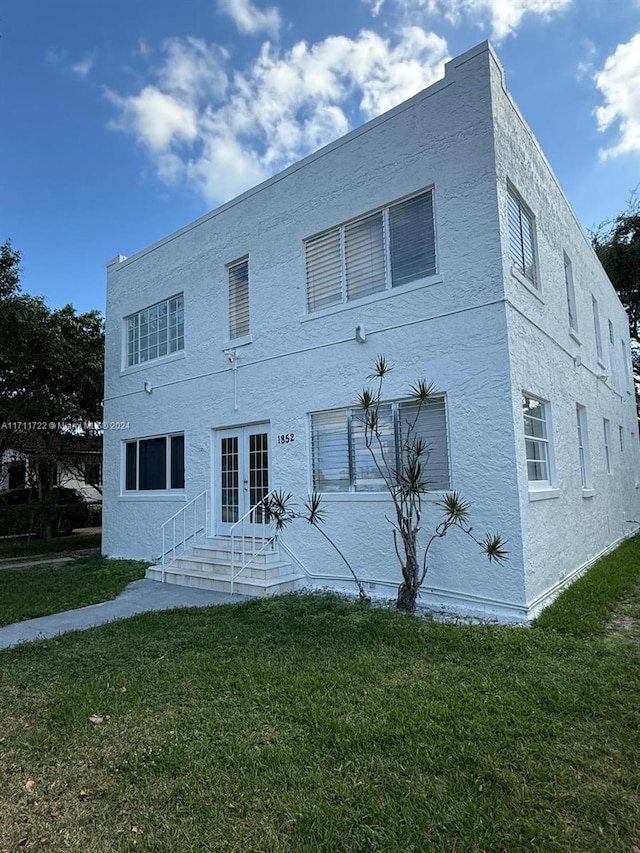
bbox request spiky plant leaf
[303,492,326,526]
[480,533,509,564]
[437,491,471,524]
[409,379,439,402]
[367,354,391,379]
[357,387,376,411]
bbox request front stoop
[146,537,305,597]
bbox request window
[608,319,614,345]
[619,424,625,452]
[228,259,249,340]
[124,434,185,491]
[126,295,184,367]
[592,296,603,363]
[523,395,551,486]
[603,418,612,474]
[576,405,590,489]
[621,339,631,389]
[563,253,578,333]
[310,397,449,492]
[305,189,436,312]
[508,186,537,287]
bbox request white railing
[160,490,208,582]
[230,489,276,596]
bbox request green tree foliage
[592,193,640,383]
[0,240,104,499]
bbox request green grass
[0,531,101,561]
[533,534,640,636]
[0,539,639,851]
[0,556,147,628]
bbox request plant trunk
[396,549,419,613]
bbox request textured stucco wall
[490,54,640,614]
[103,43,530,621]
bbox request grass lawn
[0,543,639,851]
[0,532,101,561]
[0,556,147,628]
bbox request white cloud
[363,0,572,40]
[71,54,95,79]
[595,33,640,159]
[106,29,449,204]
[217,0,281,37]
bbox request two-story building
[102,41,640,622]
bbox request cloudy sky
[1,0,639,313]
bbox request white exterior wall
[490,55,640,614]
[104,41,639,622]
[103,43,529,622]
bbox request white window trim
[563,252,578,334]
[123,294,185,370]
[576,404,592,492]
[604,418,612,475]
[507,183,539,291]
[121,433,185,496]
[227,256,250,342]
[522,393,553,490]
[304,186,438,314]
[592,295,604,366]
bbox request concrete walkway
[0,579,249,651]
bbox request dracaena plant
[358,355,508,613]
[262,490,370,602]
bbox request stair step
[146,565,304,597]
[190,546,282,565]
[171,556,292,579]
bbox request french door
[215,424,270,536]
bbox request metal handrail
[230,489,276,596]
[160,490,208,582]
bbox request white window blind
[310,397,450,493]
[508,187,537,286]
[305,189,436,312]
[389,191,436,287]
[228,259,250,339]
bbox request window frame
[304,187,437,314]
[123,433,185,494]
[592,296,604,364]
[576,404,591,491]
[563,252,578,334]
[522,393,552,489]
[603,418,612,475]
[227,257,250,342]
[508,184,539,289]
[309,395,450,494]
[124,294,185,369]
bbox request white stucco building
[102,41,640,622]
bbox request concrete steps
[146,536,304,597]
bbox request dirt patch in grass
[606,579,640,648]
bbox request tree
[358,356,507,612]
[591,192,640,394]
[265,357,507,614]
[0,240,104,516]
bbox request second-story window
[305,189,436,313]
[563,253,578,333]
[228,258,250,340]
[126,295,184,367]
[508,185,538,288]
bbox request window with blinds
[310,396,450,493]
[228,259,249,339]
[305,189,436,312]
[507,186,538,287]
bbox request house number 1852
[277,433,295,444]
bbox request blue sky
[1,0,639,315]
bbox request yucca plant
[359,356,508,612]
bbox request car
[0,486,90,537]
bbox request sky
[1,0,639,315]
